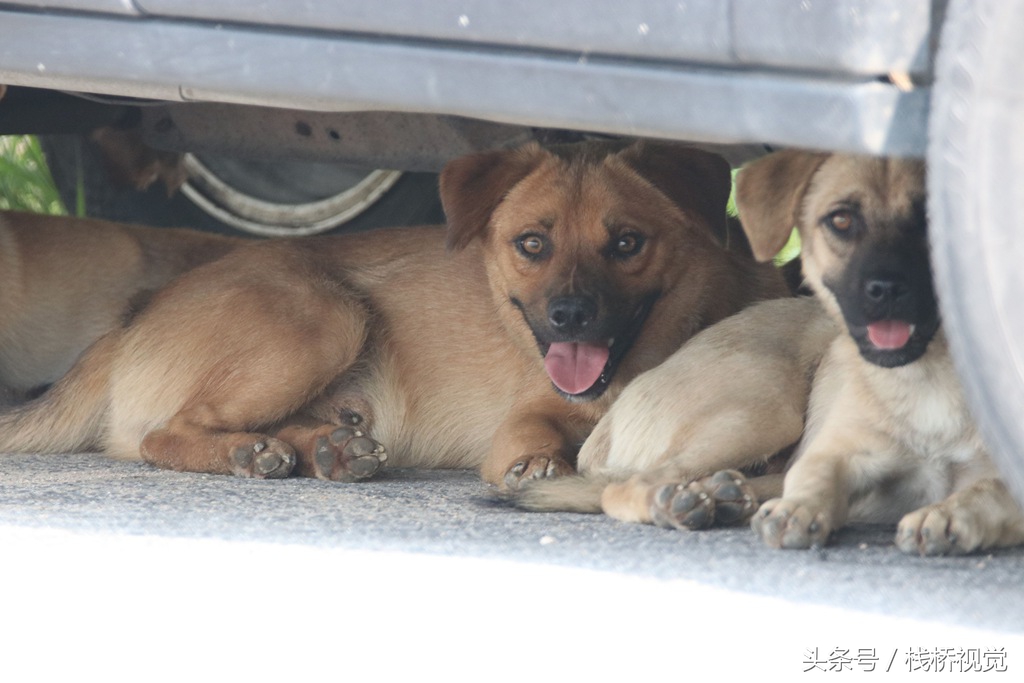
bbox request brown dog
[517,150,1024,555]
[0,210,238,405]
[0,141,787,487]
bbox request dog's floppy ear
[616,141,733,241]
[440,143,548,251]
[735,150,829,262]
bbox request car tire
[39,134,447,237]
[928,0,1024,505]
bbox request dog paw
[503,455,574,490]
[230,438,296,479]
[313,426,387,482]
[752,498,831,549]
[896,504,980,556]
[649,470,758,530]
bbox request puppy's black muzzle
[826,224,940,368]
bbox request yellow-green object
[0,135,67,215]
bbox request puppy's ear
[735,150,829,262]
[440,143,547,251]
[617,142,733,242]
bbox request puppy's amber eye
[827,210,854,232]
[612,232,645,258]
[516,234,548,258]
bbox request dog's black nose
[864,278,907,305]
[548,296,598,335]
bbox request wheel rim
[180,153,402,237]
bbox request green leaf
[0,135,67,215]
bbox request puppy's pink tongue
[867,320,913,350]
[544,342,610,395]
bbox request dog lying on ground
[0,140,787,487]
[746,151,1024,555]
[0,210,238,405]
[510,295,837,525]
[516,149,1024,556]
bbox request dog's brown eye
[613,233,645,258]
[827,211,854,232]
[517,234,547,258]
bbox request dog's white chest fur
[866,338,980,462]
[846,335,991,522]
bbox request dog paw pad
[230,439,296,479]
[313,428,387,482]
[650,482,714,530]
[649,470,757,530]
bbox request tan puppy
[0,211,238,405]
[511,294,835,526]
[744,151,1024,555]
[516,150,1024,556]
[0,141,787,487]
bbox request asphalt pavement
[1,451,1020,681]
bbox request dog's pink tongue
[544,342,610,395]
[867,320,913,350]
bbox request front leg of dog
[752,453,849,549]
[896,478,1024,556]
[483,414,576,490]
